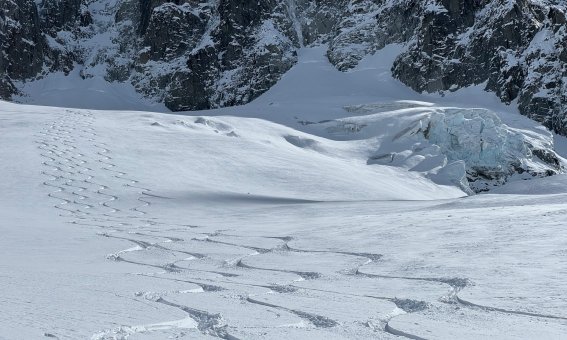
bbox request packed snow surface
[2,46,567,339]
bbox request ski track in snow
[28,108,567,339]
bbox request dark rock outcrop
[106,0,301,110]
[327,0,422,71]
[140,0,300,110]
[390,0,567,134]
[38,0,83,33]
[0,0,303,110]
[0,0,44,100]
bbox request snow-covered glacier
[1,8,567,340]
[3,94,567,339]
[334,103,563,192]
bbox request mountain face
[392,0,567,136]
[1,0,566,133]
[0,0,43,98]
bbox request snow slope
[14,69,168,112]
[2,100,567,339]
[2,45,567,339]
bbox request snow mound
[317,103,564,193]
[426,108,562,191]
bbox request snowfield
[2,46,567,339]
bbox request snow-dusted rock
[128,0,301,110]
[324,0,567,136]
[1,0,302,111]
[0,0,44,98]
[391,0,567,135]
[327,0,422,71]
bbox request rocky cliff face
[1,0,302,111]
[1,0,566,136]
[314,0,567,135]
[390,0,567,135]
[327,0,422,71]
[0,0,44,98]
[127,0,301,110]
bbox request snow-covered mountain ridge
[1,0,566,135]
